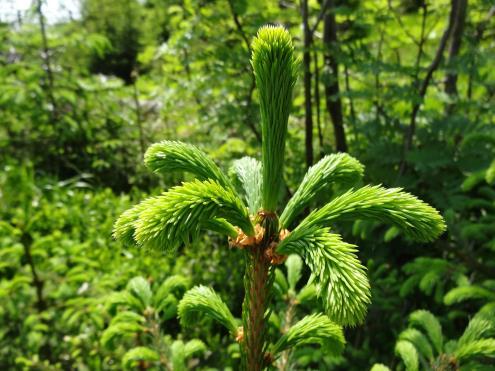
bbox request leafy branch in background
[371,307,495,371]
[114,25,445,370]
[270,254,343,369]
[101,275,206,370]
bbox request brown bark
[323,1,348,153]
[241,213,283,370]
[243,246,270,371]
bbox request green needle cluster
[251,26,299,212]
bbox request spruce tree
[114,25,446,370]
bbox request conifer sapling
[114,25,446,370]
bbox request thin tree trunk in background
[467,6,493,99]
[314,51,324,157]
[301,0,314,167]
[131,72,146,158]
[323,1,348,153]
[344,62,358,144]
[36,0,57,120]
[445,0,468,99]
[227,0,261,142]
[21,233,46,312]
[413,4,428,90]
[400,0,458,174]
[21,231,52,361]
[36,0,60,175]
[374,31,384,123]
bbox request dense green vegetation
[1,0,494,370]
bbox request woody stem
[241,212,278,370]
[242,245,270,371]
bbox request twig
[21,232,46,312]
[399,0,459,175]
[309,0,331,37]
[36,0,57,120]
[467,6,494,99]
[226,0,261,141]
[387,0,422,47]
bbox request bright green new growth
[454,339,495,361]
[145,140,232,188]
[444,285,495,305]
[127,276,152,307]
[102,275,203,370]
[285,254,303,291]
[170,339,207,371]
[370,364,391,371]
[278,228,370,326]
[408,309,443,354]
[113,200,151,247]
[271,313,345,356]
[114,25,446,369]
[116,179,253,252]
[122,347,159,369]
[178,285,239,337]
[395,340,419,371]
[398,328,434,361]
[286,185,445,244]
[232,156,263,214]
[251,25,299,211]
[381,307,495,371]
[280,153,364,228]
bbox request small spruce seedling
[114,25,446,370]
[371,306,495,371]
[102,276,204,370]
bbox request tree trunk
[314,51,324,156]
[301,0,314,167]
[323,1,348,153]
[132,72,146,158]
[445,0,468,98]
[36,0,57,120]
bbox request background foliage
[0,0,494,369]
